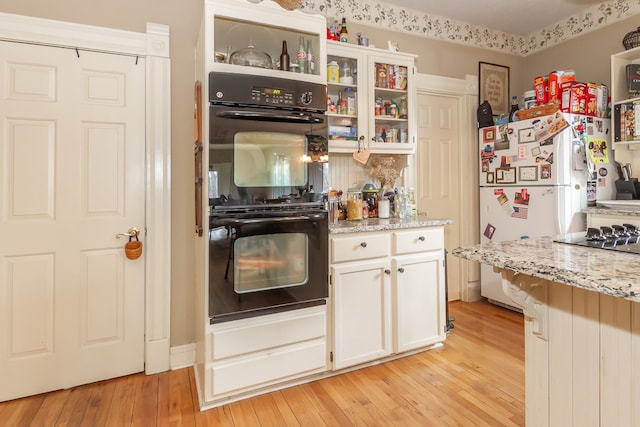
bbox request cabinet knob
[418,236,426,241]
[384,269,391,275]
[360,242,367,248]
[398,267,405,273]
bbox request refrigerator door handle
[555,187,568,235]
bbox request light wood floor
[0,300,525,426]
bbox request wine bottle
[279,40,290,71]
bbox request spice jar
[346,187,363,221]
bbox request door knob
[116,227,140,239]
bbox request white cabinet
[326,41,416,154]
[204,305,327,402]
[194,0,329,408]
[332,258,392,370]
[330,226,446,370]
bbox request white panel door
[416,93,461,300]
[0,40,145,401]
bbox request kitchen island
[453,236,640,427]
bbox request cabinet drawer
[208,339,326,397]
[393,227,444,255]
[330,233,390,263]
[210,305,326,360]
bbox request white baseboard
[170,343,196,370]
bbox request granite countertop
[329,215,452,234]
[452,235,640,303]
[583,206,640,216]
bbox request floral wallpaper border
[299,0,640,56]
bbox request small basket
[517,103,559,120]
[273,0,300,10]
[623,27,640,50]
[125,236,142,260]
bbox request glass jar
[346,187,363,221]
[362,189,379,218]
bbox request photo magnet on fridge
[483,223,496,240]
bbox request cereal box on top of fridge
[549,70,576,103]
[586,83,598,117]
[534,75,548,105]
[560,81,586,114]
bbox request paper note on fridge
[533,112,569,142]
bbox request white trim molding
[0,12,172,374]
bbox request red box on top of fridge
[549,70,576,103]
[586,83,599,116]
[534,75,548,105]
[560,81,586,114]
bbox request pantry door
[414,72,481,303]
[0,40,145,401]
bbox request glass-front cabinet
[326,41,416,154]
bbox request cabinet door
[394,252,446,353]
[367,53,415,153]
[326,42,367,153]
[331,259,392,370]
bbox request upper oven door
[209,105,327,206]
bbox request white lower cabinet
[204,305,327,402]
[330,226,446,370]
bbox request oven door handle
[220,214,325,226]
[216,111,324,124]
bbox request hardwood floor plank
[104,375,137,426]
[54,383,95,427]
[130,373,159,426]
[0,394,45,427]
[78,380,117,427]
[227,398,260,426]
[28,390,70,427]
[167,367,196,426]
[0,301,525,427]
[156,371,171,427]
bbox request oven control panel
[251,87,296,106]
[209,71,326,111]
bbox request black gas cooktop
[554,224,640,254]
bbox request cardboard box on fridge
[560,81,586,114]
[549,69,576,103]
[534,75,548,105]
[584,82,609,117]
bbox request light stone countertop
[583,207,640,217]
[329,215,452,234]
[452,235,640,303]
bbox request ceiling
[383,0,606,35]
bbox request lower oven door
[209,209,328,323]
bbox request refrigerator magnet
[518,145,527,160]
[483,223,496,240]
[518,127,535,143]
[540,164,552,179]
[482,127,496,142]
[519,166,538,181]
[495,167,516,184]
[486,172,495,183]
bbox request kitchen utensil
[229,45,273,69]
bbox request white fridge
[478,112,615,309]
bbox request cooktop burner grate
[554,224,640,254]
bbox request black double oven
[207,72,329,324]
